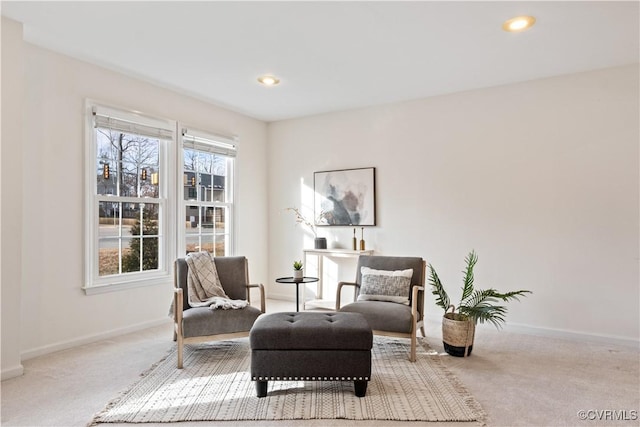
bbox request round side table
[275,276,319,312]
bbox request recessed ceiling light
[257,75,280,86]
[502,16,536,32]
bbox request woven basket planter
[442,311,475,357]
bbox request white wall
[1,17,25,379]
[16,41,268,359]
[267,65,640,342]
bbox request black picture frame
[314,167,376,226]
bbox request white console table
[302,248,373,310]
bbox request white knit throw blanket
[185,252,248,310]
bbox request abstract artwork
[314,167,376,226]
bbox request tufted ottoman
[250,312,373,397]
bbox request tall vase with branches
[428,250,531,356]
[285,207,327,249]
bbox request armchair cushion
[340,300,413,333]
[182,305,263,339]
[357,267,413,305]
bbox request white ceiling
[2,1,638,122]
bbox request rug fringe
[87,346,176,427]
[419,338,489,426]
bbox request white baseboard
[424,312,639,348]
[501,322,639,348]
[20,317,172,361]
[1,364,25,381]
[267,292,296,302]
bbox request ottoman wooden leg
[255,380,268,397]
[354,380,368,397]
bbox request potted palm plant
[429,250,532,357]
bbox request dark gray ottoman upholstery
[250,312,373,397]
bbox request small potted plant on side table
[293,260,304,280]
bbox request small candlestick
[359,227,365,250]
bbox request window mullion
[118,203,123,275]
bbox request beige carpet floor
[1,299,638,426]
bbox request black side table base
[275,276,319,312]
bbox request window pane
[121,237,139,273]
[122,202,139,222]
[98,201,122,277]
[183,172,197,201]
[96,166,116,196]
[96,130,116,161]
[141,237,159,271]
[141,203,159,237]
[183,149,197,172]
[96,159,117,196]
[98,201,120,235]
[98,239,120,276]
[212,154,227,176]
[214,234,227,256]
[214,206,226,232]
[96,129,119,190]
[200,234,214,254]
[121,163,138,197]
[186,235,200,254]
[197,152,213,173]
[140,167,159,198]
[199,173,212,202]
[202,206,214,229]
[212,173,226,202]
[185,205,199,233]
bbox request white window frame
[83,101,177,295]
[177,127,237,257]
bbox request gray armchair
[172,256,265,368]
[336,255,426,362]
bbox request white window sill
[83,274,171,295]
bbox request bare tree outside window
[97,129,159,198]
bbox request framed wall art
[314,167,376,226]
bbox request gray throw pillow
[357,267,413,305]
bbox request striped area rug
[91,336,485,424]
